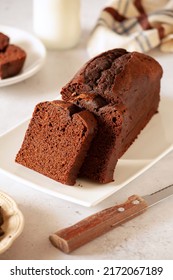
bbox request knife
[49,183,173,254]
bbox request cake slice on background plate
[0,32,9,51]
[0,31,26,79]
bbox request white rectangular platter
[0,96,173,207]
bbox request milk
[33,0,81,49]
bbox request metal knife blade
[49,184,173,254]
[143,183,173,207]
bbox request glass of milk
[33,0,81,50]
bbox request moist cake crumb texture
[15,100,97,185]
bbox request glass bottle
[33,0,81,50]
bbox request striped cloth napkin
[87,0,173,57]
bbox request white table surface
[0,0,173,260]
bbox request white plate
[0,25,46,86]
[0,191,24,254]
[0,97,173,207]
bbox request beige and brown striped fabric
[87,0,173,57]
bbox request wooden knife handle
[49,195,148,254]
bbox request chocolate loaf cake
[15,48,163,185]
[0,44,26,79]
[15,101,97,185]
[0,32,9,51]
[61,49,163,183]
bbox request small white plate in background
[0,25,46,87]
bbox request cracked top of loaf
[61,48,163,107]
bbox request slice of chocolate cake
[71,92,159,183]
[61,49,163,183]
[72,94,127,183]
[0,44,26,79]
[15,101,97,185]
